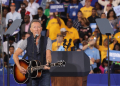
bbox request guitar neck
[32,63,57,71]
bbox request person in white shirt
[6,3,21,26]
[27,0,40,16]
[3,36,17,54]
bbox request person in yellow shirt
[92,27,112,46]
[96,38,117,62]
[46,12,65,42]
[52,33,74,51]
[80,0,93,18]
[52,33,64,51]
[114,32,120,44]
[92,28,107,46]
[65,19,80,44]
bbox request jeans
[41,30,46,36]
[27,70,50,86]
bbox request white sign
[0,0,7,4]
[113,6,120,16]
[0,0,9,5]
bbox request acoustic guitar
[13,59,66,84]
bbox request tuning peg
[63,65,65,67]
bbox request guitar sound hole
[25,73,28,78]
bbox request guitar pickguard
[28,60,38,78]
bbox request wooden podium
[51,76,87,86]
[50,51,90,86]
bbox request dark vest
[26,35,48,65]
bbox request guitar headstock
[55,60,66,67]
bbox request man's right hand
[18,66,27,75]
[88,39,96,45]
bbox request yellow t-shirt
[99,43,114,62]
[80,6,93,18]
[92,32,111,46]
[114,32,120,44]
[46,18,65,40]
[52,41,73,51]
[65,26,79,41]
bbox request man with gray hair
[13,19,52,86]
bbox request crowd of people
[0,0,120,74]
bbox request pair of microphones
[63,39,72,49]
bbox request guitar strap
[40,36,44,65]
[22,53,27,59]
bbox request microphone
[34,34,39,39]
[63,39,67,48]
[67,39,72,48]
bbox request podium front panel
[50,51,90,77]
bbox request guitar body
[13,59,42,84]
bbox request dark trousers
[27,70,50,86]
[15,1,23,11]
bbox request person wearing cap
[65,19,79,44]
[82,37,100,70]
[6,3,21,26]
[105,4,112,15]
[27,0,40,16]
[80,0,93,18]
[18,3,33,22]
[5,19,13,32]
[98,0,120,13]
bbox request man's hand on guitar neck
[44,60,50,70]
[18,66,27,75]
[44,65,50,70]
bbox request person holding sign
[67,0,83,20]
[46,12,65,42]
[98,0,120,13]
